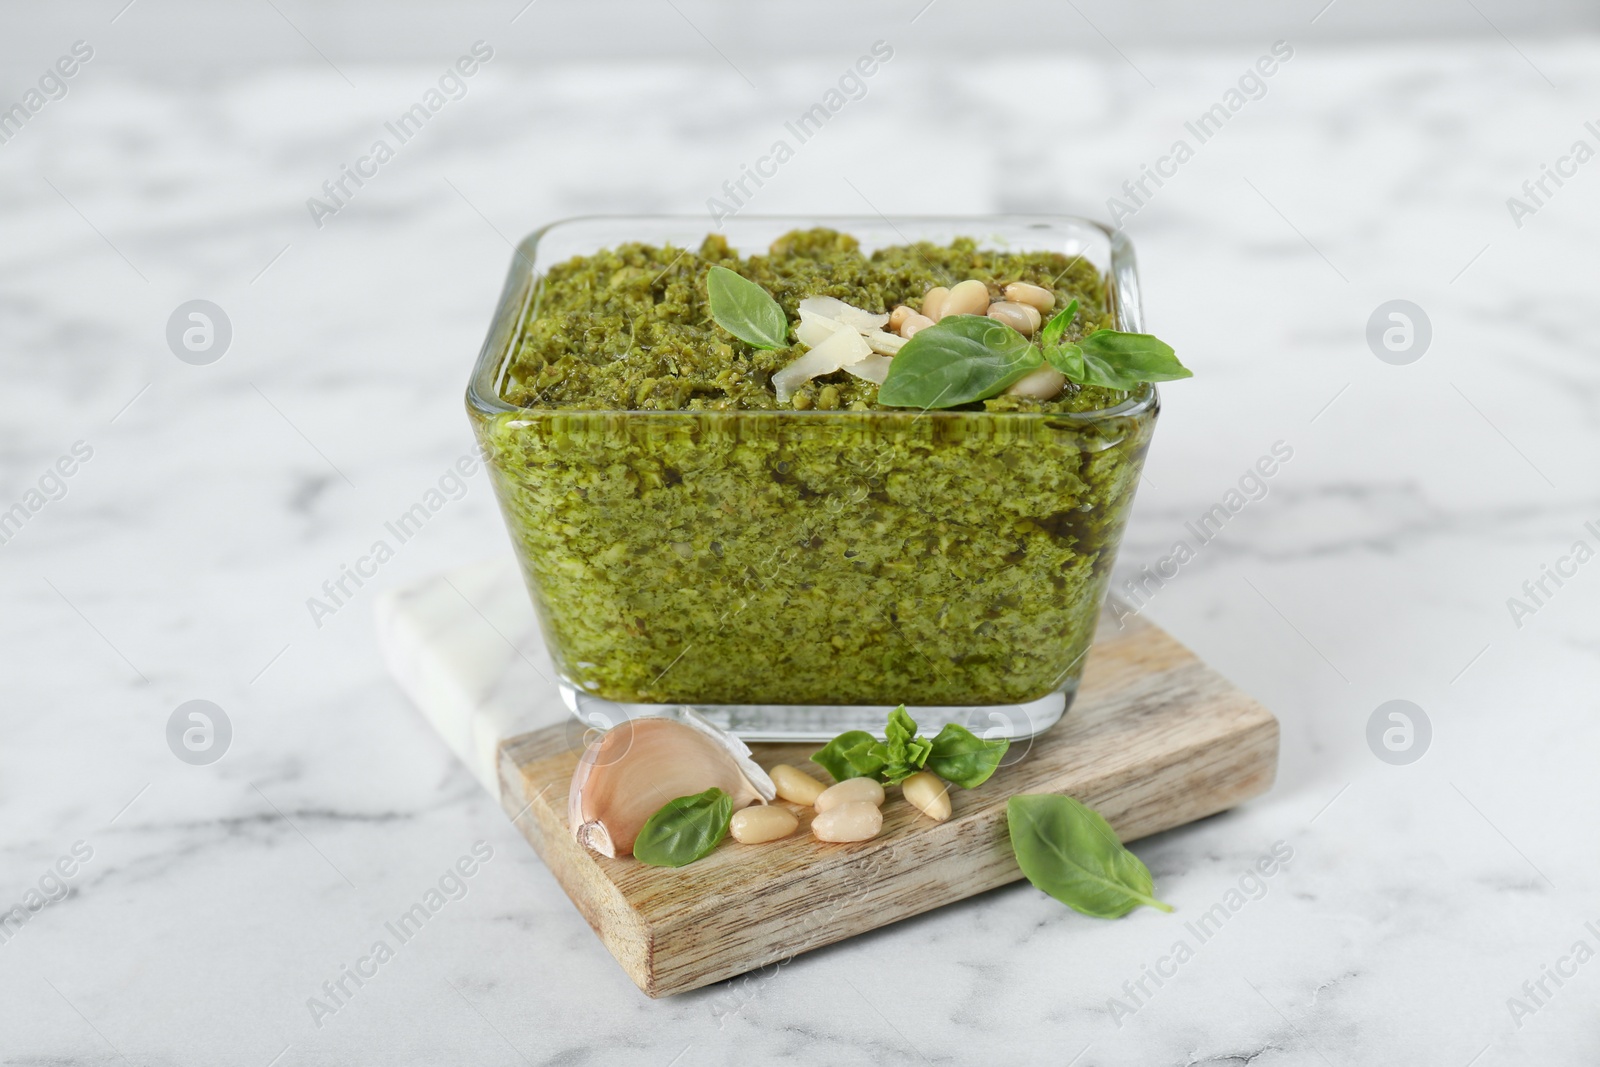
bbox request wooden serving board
[493,609,1279,998]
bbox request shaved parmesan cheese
[862,330,906,356]
[796,308,850,348]
[772,327,871,404]
[844,353,895,385]
[798,296,889,333]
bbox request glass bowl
[466,216,1157,741]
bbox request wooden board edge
[495,738,658,994]
[641,702,1280,996]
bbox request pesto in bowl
[468,222,1156,719]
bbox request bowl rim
[465,214,1158,425]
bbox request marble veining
[2,26,1599,1067]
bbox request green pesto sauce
[474,230,1158,708]
[500,228,1128,413]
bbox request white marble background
[2,1,1599,1064]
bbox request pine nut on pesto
[466,217,1159,736]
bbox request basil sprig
[1007,794,1172,918]
[706,265,788,349]
[812,707,1008,788]
[878,300,1190,410]
[633,787,734,867]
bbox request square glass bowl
[466,216,1157,741]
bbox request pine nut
[920,286,949,321]
[815,777,885,812]
[811,800,883,842]
[730,804,799,844]
[899,313,935,338]
[1004,282,1056,313]
[987,300,1042,336]
[888,305,915,332]
[901,771,951,822]
[769,763,826,806]
[1005,365,1067,399]
[942,279,990,318]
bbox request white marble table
[3,26,1599,1067]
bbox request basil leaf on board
[869,705,933,784]
[925,723,1009,788]
[706,265,788,349]
[1006,794,1173,918]
[1039,298,1079,349]
[877,315,1043,409]
[1073,330,1192,390]
[633,787,735,867]
[811,730,886,783]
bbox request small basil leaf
[925,723,1009,788]
[884,706,918,749]
[1042,342,1085,379]
[1039,298,1080,348]
[705,265,788,349]
[877,315,1043,409]
[633,787,734,868]
[811,730,886,783]
[1006,794,1173,917]
[867,705,933,784]
[1074,330,1192,389]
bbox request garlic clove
[568,714,774,858]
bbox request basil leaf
[877,315,1043,409]
[705,265,788,349]
[633,787,734,867]
[811,730,886,783]
[1073,330,1192,390]
[870,705,932,785]
[1039,298,1079,348]
[1006,794,1172,918]
[925,723,1009,788]
[1042,342,1085,379]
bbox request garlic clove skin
[567,714,774,858]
